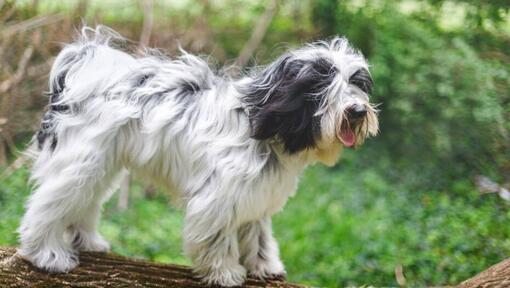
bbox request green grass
[273,158,510,286]
[1,151,510,287]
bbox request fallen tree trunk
[458,258,510,288]
[3,245,509,287]
[0,247,302,287]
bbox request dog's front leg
[239,217,286,280]
[183,196,246,287]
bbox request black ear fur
[242,55,336,154]
[349,68,373,94]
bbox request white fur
[18,26,377,286]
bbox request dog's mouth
[336,104,378,148]
[337,120,356,147]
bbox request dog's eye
[349,68,373,94]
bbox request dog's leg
[183,196,246,287]
[67,200,110,253]
[18,148,117,273]
[239,217,286,280]
[67,170,127,252]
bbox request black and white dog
[18,26,378,286]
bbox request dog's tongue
[338,127,356,147]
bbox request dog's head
[241,37,379,165]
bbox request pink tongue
[339,128,356,147]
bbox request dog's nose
[348,104,367,119]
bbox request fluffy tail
[36,26,135,150]
[48,26,133,105]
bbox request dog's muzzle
[337,104,367,148]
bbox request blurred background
[0,0,509,286]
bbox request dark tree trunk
[0,247,302,288]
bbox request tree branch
[1,14,64,39]
[234,0,278,69]
[139,0,154,47]
[0,46,34,94]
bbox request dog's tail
[36,26,136,150]
[48,25,134,106]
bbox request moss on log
[0,247,302,287]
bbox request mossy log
[0,247,302,287]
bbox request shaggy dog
[18,26,378,286]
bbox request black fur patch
[349,68,373,94]
[242,55,336,154]
[37,65,70,150]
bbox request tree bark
[0,247,302,287]
[458,258,510,288]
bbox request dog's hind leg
[66,170,127,253]
[66,197,111,253]
[238,217,286,280]
[18,136,120,272]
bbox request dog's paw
[18,247,79,273]
[247,258,286,281]
[72,232,110,252]
[200,263,247,287]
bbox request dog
[18,26,378,286]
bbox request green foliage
[274,152,510,287]
[0,168,31,244]
[311,0,510,185]
[372,16,508,181]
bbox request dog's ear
[349,68,373,94]
[242,54,336,154]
